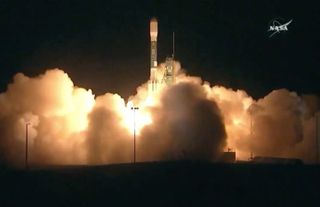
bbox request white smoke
[0,64,319,167]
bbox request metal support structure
[172,32,175,59]
[25,123,30,169]
[131,107,139,163]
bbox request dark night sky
[0,0,319,99]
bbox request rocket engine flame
[123,101,153,135]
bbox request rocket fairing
[150,18,158,91]
[150,17,158,68]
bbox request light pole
[316,113,319,164]
[25,122,31,169]
[131,107,139,163]
[249,110,254,160]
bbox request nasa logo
[268,18,293,38]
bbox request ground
[0,161,319,206]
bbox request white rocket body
[150,18,158,92]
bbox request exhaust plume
[0,63,319,167]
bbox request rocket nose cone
[150,17,157,23]
[150,17,158,38]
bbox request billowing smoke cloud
[86,94,131,164]
[0,63,319,167]
[138,81,226,161]
[246,90,320,162]
[0,70,95,166]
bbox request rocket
[150,18,158,91]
